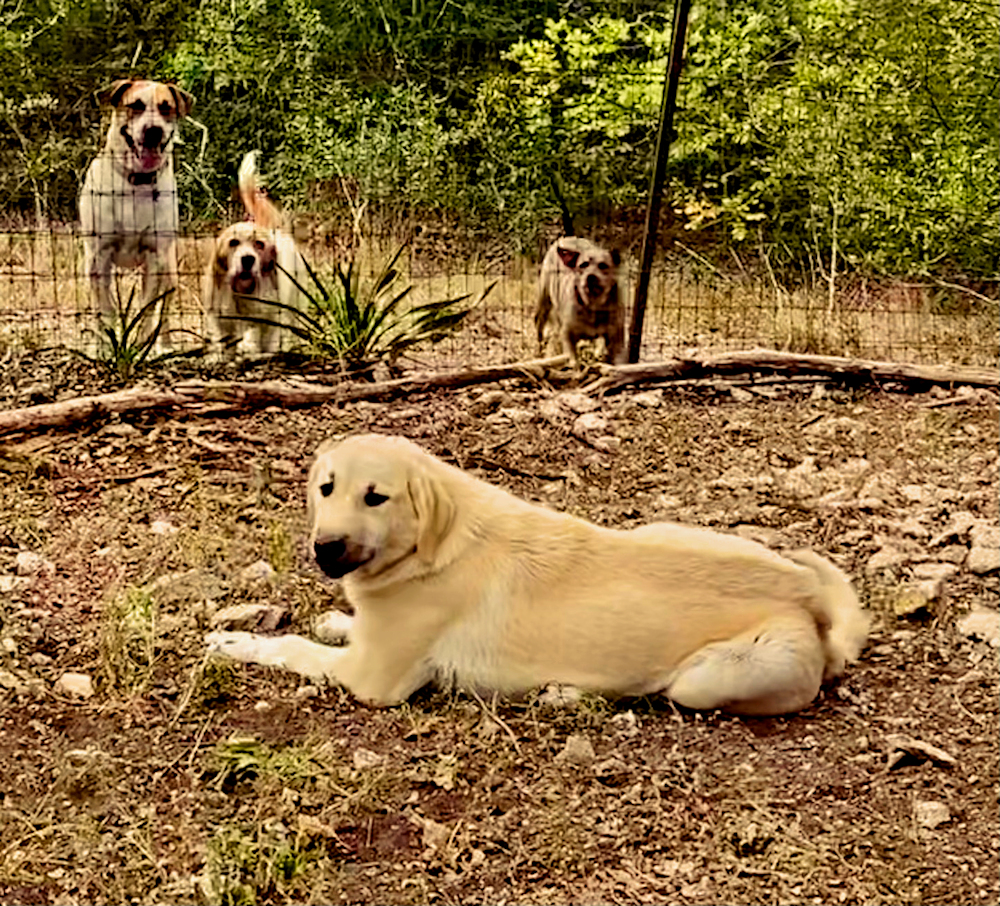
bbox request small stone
[54,672,94,698]
[555,733,596,765]
[573,412,608,435]
[970,522,1000,550]
[253,700,272,712]
[893,589,931,617]
[210,603,287,632]
[914,801,950,830]
[867,546,911,572]
[632,390,663,408]
[353,748,383,769]
[956,608,1000,647]
[496,406,535,424]
[239,560,276,583]
[967,545,1000,575]
[0,670,28,693]
[729,386,754,403]
[557,391,601,414]
[149,520,177,535]
[0,575,29,593]
[15,551,54,577]
[538,684,583,708]
[911,562,959,581]
[294,685,320,699]
[28,652,53,667]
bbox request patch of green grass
[99,585,157,694]
[199,820,323,906]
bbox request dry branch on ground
[1,349,996,438]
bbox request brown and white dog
[79,79,194,347]
[534,236,626,366]
[203,151,305,358]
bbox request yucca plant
[272,246,493,369]
[81,286,191,380]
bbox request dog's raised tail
[238,150,283,230]
[788,550,870,680]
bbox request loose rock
[555,733,596,765]
[54,672,95,699]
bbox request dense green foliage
[1,0,996,276]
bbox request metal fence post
[628,0,692,364]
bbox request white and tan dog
[535,236,626,366]
[80,79,194,346]
[207,434,869,716]
[203,151,305,358]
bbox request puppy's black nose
[142,126,164,149]
[314,538,347,576]
[586,274,602,295]
[240,254,256,272]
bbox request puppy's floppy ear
[305,439,340,533]
[407,466,456,565]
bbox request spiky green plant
[80,286,191,380]
[242,246,492,369]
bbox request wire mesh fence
[1,0,996,371]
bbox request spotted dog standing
[79,79,194,348]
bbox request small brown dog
[534,236,626,365]
[203,151,304,358]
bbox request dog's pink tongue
[139,149,160,171]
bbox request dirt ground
[0,351,997,906]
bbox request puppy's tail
[788,549,870,680]
[238,150,284,230]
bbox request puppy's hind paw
[205,630,261,664]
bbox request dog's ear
[611,249,621,267]
[168,85,195,118]
[101,80,135,108]
[556,246,580,270]
[408,466,455,565]
[305,440,341,534]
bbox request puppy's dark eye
[319,481,334,498]
[254,240,265,250]
[229,238,240,248]
[129,100,146,113]
[158,101,173,117]
[598,263,609,271]
[364,489,389,507]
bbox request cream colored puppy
[203,151,305,358]
[207,434,869,715]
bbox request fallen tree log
[1,348,995,439]
[0,355,569,438]
[583,349,999,395]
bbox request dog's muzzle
[314,537,369,579]
[585,273,604,297]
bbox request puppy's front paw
[205,630,261,663]
[314,611,353,645]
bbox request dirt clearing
[0,361,997,905]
